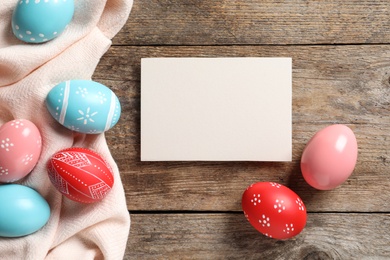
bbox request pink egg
[301,124,358,190]
[0,119,42,183]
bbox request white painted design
[296,198,305,211]
[30,38,35,41]
[270,182,281,188]
[274,199,286,213]
[259,214,270,227]
[77,107,98,125]
[93,163,113,182]
[50,150,113,201]
[26,31,31,35]
[76,86,88,98]
[283,223,294,234]
[89,182,111,199]
[22,154,34,165]
[48,162,69,195]
[264,233,272,238]
[1,138,14,152]
[250,193,261,206]
[104,92,116,131]
[0,167,9,176]
[15,25,19,30]
[69,125,80,131]
[39,33,44,37]
[11,120,24,129]
[97,92,107,104]
[59,81,70,124]
[37,137,42,146]
[19,34,23,39]
[35,0,40,3]
[55,152,92,168]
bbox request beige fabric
[0,0,133,259]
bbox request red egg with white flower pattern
[242,182,307,239]
[47,147,114,203]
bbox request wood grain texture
[94,45,390,212]
[97,0,390,257]
[116,0,390,45]
[125,213,390,259]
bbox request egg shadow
[220,212,305,258]
[220,161,322,257]
[285,158,328,214]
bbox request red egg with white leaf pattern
[242,182,307,239]
[47,147,114,203]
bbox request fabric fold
[0,0,133,259]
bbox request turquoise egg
[12,0,74,43]
[0,184,50,237]
[46,80,121,134]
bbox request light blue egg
[0,184,50,237]
[12,0,74,43]
[46,80,122,134]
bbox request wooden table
[94,1,390,258]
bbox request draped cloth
[0,0,133,259]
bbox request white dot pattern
[296,198,305,211]
[13,0,71,43]
[259,214,271,227]
[283,223,295,234]
[274,199,286,213]
[250,194,261,206]
[0,167,9,176]
[1,138,14,152]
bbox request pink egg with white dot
[0,119,42,183]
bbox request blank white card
[141,57,292,161]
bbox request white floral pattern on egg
[242,182,307,240]
[46,80,121,134]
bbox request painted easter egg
[0,184,50,237]
[301,124,358,190]
[46,80,121,134]
[12,0,74,43]
[47,147,114,203]
[242,182,307,239]
[0,119,42,183]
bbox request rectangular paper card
[141,57,292,161]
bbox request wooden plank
[94,45,390,212]
[95,45,390,125]
[125,213,390,259]
[116,0,390,45]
